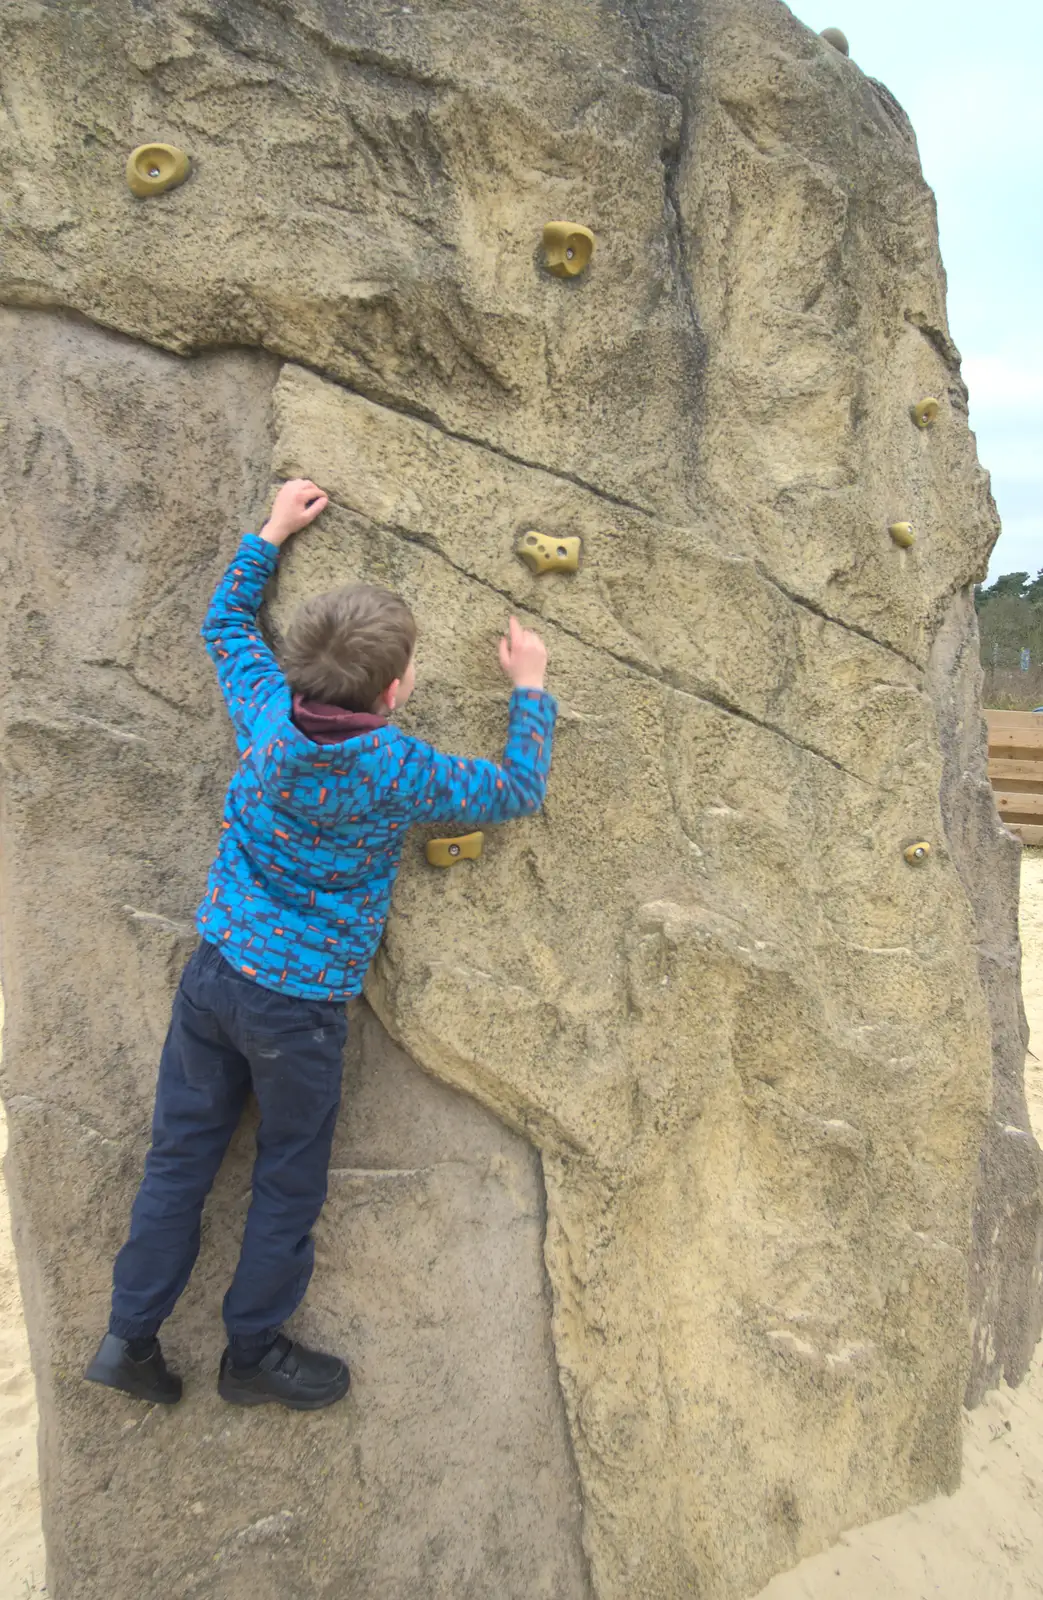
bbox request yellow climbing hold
[543,222,595,278]
[903,841,931,865]
[516,532,582,575]
[889,522,916,548]
[126,143,191,198]
[910,397,940,430]
[819,27,849,55]
[426,832,484,868]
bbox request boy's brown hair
[282,583,416,711]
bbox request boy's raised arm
[408,688,556,825]
[201,479,327,747]
[406,618,557,824]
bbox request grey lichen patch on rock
[0,1,1039,1598]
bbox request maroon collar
[292,694,388,745]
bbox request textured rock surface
[0,2,1040,1598]
[0,312,589,1600]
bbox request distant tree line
[975,571,1043,673]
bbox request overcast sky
[791,0,1041,582]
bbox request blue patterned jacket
[196,533,557,1000]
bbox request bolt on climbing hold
[516,532,582,575]
[126,143,191,198]
[903,841,931,865]
[426,832,484,868]
[910,397,940,430]
[543,222,595,278]
[889,522,916,548]
[819,27,849,55]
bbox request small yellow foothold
[426,832,484,868]
[543,222,595,278]
[910,397,940,430]
[516,532,582,575]
[126,143,191,198]
[903,841,931,865]
[819,27,849,55]
[889,522,916,548]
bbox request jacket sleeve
[405,689,557,826]
[200,532,286,749]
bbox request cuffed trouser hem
[226,1327,283,1361]
[108,1314,163,1341]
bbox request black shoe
[218,1334,350,1411]
[84,1333,182,1404]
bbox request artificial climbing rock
[911,396,941,429]
[542,221,596,277]
[426,832,484,867]
[516,532,582,574]
[889,521,916,547]
[125,143,190,198]
[819,27,850,56]
[0,3,1038,1600]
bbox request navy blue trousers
[109,938,347,1352]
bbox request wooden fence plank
[986,710,1043,728]
[1009,824,1043,846]
[994,792,1043,820]
[988,759,1043,782]
[985,761,1043,787]
[989,779,1043,795]
[987,725,1043,752]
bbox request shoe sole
[84,1364,182,1405]
[218,1373,350,1411]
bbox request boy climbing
[85,479,555,1411]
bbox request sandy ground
[2,865,1043,1600]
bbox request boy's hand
[260,479,329,547]
[499,616,548,691]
